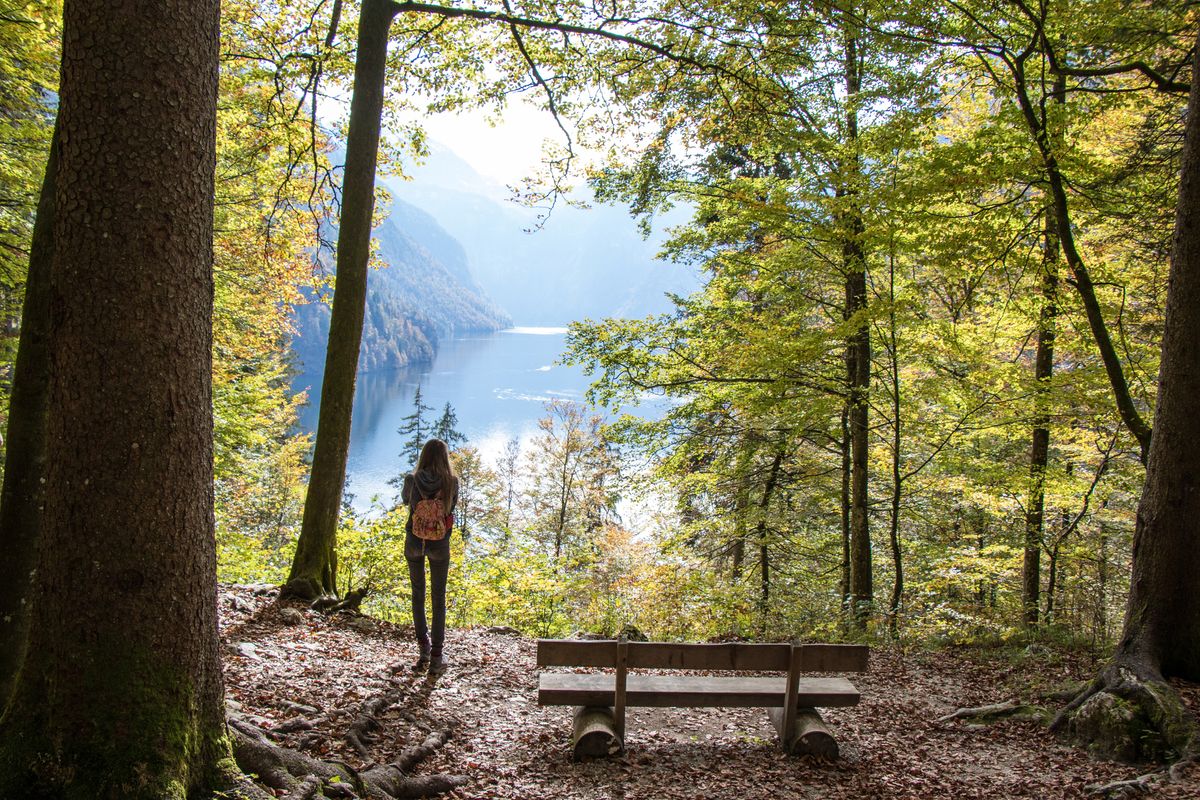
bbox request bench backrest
[536,640,869,672]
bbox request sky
[416,97,569,187]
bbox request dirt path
[219,586,1200,799]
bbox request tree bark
[885,233,903,633]
[755,449,784,629]
[1114,36,1200,684]
[1024,204,1059,629]
[0,0,228,795]
[1055,31,1200,762]
[843,19,872,627]
[839,405,851,613]
[0,120,57,706]
[288,0,399,600]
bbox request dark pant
[405,534,450,656]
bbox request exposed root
[310,587,370,615]
[280,577,324,603]
[347,688,404,757]
[230,717,357,794]
[937,699,1050,725]
[1085,754,1197,798]
[393,729,454,773]
[228,716,466,799]
[284,775,325,800]
[1053,658,1199,764]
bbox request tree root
[284,775,325,800]
[937,698,1051,725]
[347,688,404,757]
[1051,658,1199,764]
[280,577,324,603]
[311,587,370,614]
[228,717,467,799]
[1084,754,1197,798]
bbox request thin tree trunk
[886,233,903,634]
[755,450,785,632]
[288,0,399,599]
[731,445,751,583]
[839,405,851,613]
[1096,524,1109,642]
[0,121,57,705]
[1024,203,1059,628]
[1045,540,1060,624]
[843,20,872,627]
[0,0,227,793]
[1009,57,1151,460]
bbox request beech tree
[0,0,232,795]
[1053,30,1200,765]
[287,0,398,599]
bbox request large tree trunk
[1023,205,1058,629]
[1054,33,1200,764]
[0,121,56,706]
[287,0,399,600]
[0,0,228,795]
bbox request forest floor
[219,584,1200,800]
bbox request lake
[294,327,605,509]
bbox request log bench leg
[571,706,623,761]
[768,706,838,758]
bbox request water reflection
[293,328,593,509]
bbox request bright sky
[417,96,570,186]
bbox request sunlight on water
[293,327,667,513]
[504,326,569,335]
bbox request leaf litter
[219,585,1200,799]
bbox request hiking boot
[428,655,447,675]
[412,653,431,672]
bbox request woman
[401,438,459,673]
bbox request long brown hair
[415,438,456,511]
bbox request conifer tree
[434,401,467,449]
[397,384,435,468]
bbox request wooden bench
[536,638,869,760]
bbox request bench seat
[538,672,860,709]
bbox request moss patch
[0,639,225,800]
[1065,679,1195,764]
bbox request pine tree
[397,384,434,468]
[434,401,467,449]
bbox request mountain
[290,195,511,375]
[383,143,700,325]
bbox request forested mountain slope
[385,143,700,325]
[290,197,510,374]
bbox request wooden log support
[782,643,801,741]
[614,635,628,737]
[571,706,623,761]
[768,706,839,758]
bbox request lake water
[293,327,605,509]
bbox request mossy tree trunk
[0,0,232,796]
[287,0,399,601]
[1054,32,1200,763]
[0,120,56,708]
